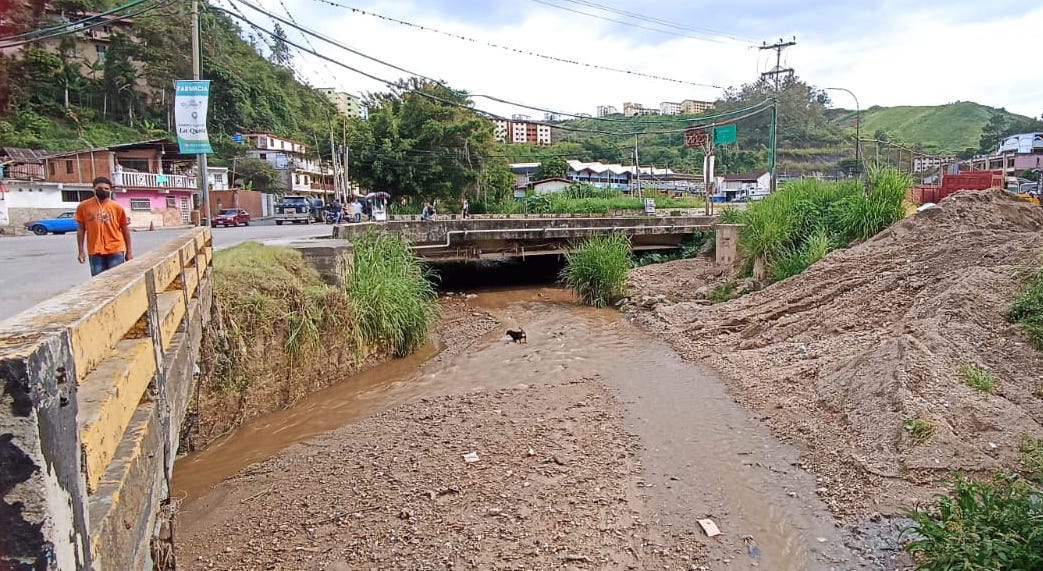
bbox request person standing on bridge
[461,198,469,219]
[75,176,133,276]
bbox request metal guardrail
[0,228,213,570]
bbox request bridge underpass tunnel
[430,256,566,291]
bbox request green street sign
[713,124,737,145]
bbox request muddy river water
[174,287,885,570]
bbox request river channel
[173,286,882,570]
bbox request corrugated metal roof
[1,147,65,163]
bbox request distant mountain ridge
[831,101,1037,155]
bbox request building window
[129,198,152,211]
[166,197,176,208]
[61,190,94,202]
[65,160,74,174]
[95,44,106,60]
[49,162,55,175]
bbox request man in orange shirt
[75,176,133,276]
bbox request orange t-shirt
[75,198,129,255]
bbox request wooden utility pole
[759,38,796,91]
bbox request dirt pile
[630,189,1043,517]
[176,380,705,570]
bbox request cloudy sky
[238,0,1042,119]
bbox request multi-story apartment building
[913,154,957,173]
[660,102,683,115]
[681,99,714,114]
[316,88,363,118]
[242,133,334,196]
[493,120,552,146]
[623,102,660,117]
[596,105,619,117]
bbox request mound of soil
[630,190,1043,517]
[176,380,705,570]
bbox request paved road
[0,220,333,321]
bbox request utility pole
[634,134,641,197]
[190,0,210,226]
[759,37,796,91]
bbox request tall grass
[205,243,356,394]
[560,233,633,307]
[346,232,440,356]
[736,166,910,282]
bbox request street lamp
[825,87,861,177]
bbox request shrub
[1020,436,1043,480]
[960,363,996,393]
[1005,269,1043,348]
[346,232,440,356]
[903,474,1043,570]
[560,233,632,307]
[709,281,738,303]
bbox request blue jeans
[88,252,126,276]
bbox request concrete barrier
[0,228,213,571]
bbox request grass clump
[346,232,440,357]
[904,417,936,445]
[204,242,356,394]
[708,281,738,303]
[960,363,996,393]
[1005,269,1043,348]
[734,166,910,282]
[560,233,632,307]
[903,474,1043,570]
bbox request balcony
[113,171,196,190]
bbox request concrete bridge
[333,214,716,261]
[0,228,212,571]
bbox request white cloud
[250,0,1042,119]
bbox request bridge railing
[0,228,213,571]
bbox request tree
[347,78,508,202]
[535,156,568,179]
[234,157,279,191]
[268,23,292,68]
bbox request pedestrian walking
[461,198,469,219]
[352,197,363,222]
[75,176,133,276]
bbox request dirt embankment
[188,286,499,452]
[628,190,1043,517]
[176,379,705,570]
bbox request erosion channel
[173,285,906,570]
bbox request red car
[213,208,251,227]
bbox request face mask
[95,189,111,200]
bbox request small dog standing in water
[505,328,527,343]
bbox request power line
[300,0,726,90]
[0,0,150,42]
[540,0,759,43]
[224,0,759,132]
[0,0,171,49]
[217,3,772,138]
[526,0,746,45]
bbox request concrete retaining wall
[0,228,213,570]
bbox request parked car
[212,208,251,227]
[274,196,312,225]
[24,211,77,235]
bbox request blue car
[24,211,78,235]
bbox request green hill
[835,102,1033,154]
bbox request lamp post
[825,87,861,177]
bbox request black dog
[505,329,527,343]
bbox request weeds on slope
[736,166,910,282]
[561,233,632,307]
[1005,268,1043,348]
[903,474,1043,571]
